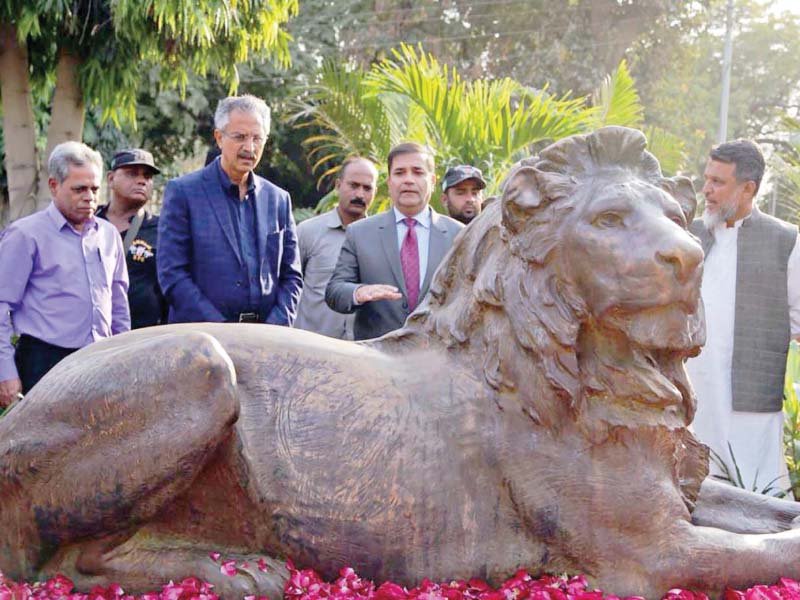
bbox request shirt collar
[46,201,98,234]
[215,157,255,195]
[712,207,755,232]
[393,205,431,228]
[324,208,345,229]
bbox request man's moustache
[350,198,366,207]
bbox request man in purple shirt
[0,141,130,407]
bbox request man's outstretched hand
[355,284,403,304]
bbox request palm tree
[288,45,684,214]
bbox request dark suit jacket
[325,208,463,340]
[157,160,302,325]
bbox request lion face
[558,177,704,351]
[418,127,707,424]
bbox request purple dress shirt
[0,202,130,381]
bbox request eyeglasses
[222,131,266,146]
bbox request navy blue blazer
[157,160,303,325]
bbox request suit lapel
[378,210,407,294]
[253,177,270,263]
[421,210,448,296]
[203,163,242,265]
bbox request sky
[770,0,800,15]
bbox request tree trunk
[0,23,39,224]
[36,49,85,210]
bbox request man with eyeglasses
[158,95,302,326]
[0,141,130,406]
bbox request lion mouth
[581,343,697,429]
[580,303,704,427]
[602,302,705,355]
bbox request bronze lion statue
[3,127,800,598]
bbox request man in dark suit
[157,95,302,325]
[325,142,464,340]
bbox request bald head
[336,157,379,226]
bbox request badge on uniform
[129,239,154,263]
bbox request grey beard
[701,203,737,229]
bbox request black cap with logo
[442,165,486,192]
[111,149,161,174]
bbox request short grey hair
[214,95,271,137]
[48,141,103,183]
[710,139,765,193]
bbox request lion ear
[661,176,697,225]
[501,167,544,234]
[501,166,573,234]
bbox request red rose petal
[220,560,238,577]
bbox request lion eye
[669,213,687,228]
[593,212,624,228]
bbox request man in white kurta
[687,222,800,492]
[687,140,800,495]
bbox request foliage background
[2,0,800,499]
[3,0,800,222]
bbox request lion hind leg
[0,331,239,574]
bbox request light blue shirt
[0,202,130,381]
[393,205,431,280]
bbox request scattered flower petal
[221,560,238,577]
[3,565,800,600]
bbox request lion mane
[404,127,703,433]
[398,126,708,506]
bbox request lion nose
[656,240,702,284]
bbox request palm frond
[289,46,660,203]
[285,60,391,188]
[644,126,687,176]
[365,44,465,158]
[364,44,594,193]
[590,59,644,129]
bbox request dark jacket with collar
[96,205,167,329]
[157,159,303,325]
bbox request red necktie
[400,217,420,310]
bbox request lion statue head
[406,126,705,434]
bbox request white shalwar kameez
[686,218,800,495]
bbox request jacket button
[402,301,408,309]
[236,281,242,287]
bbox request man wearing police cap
[441,164,486,225]
[96,149,167,328]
